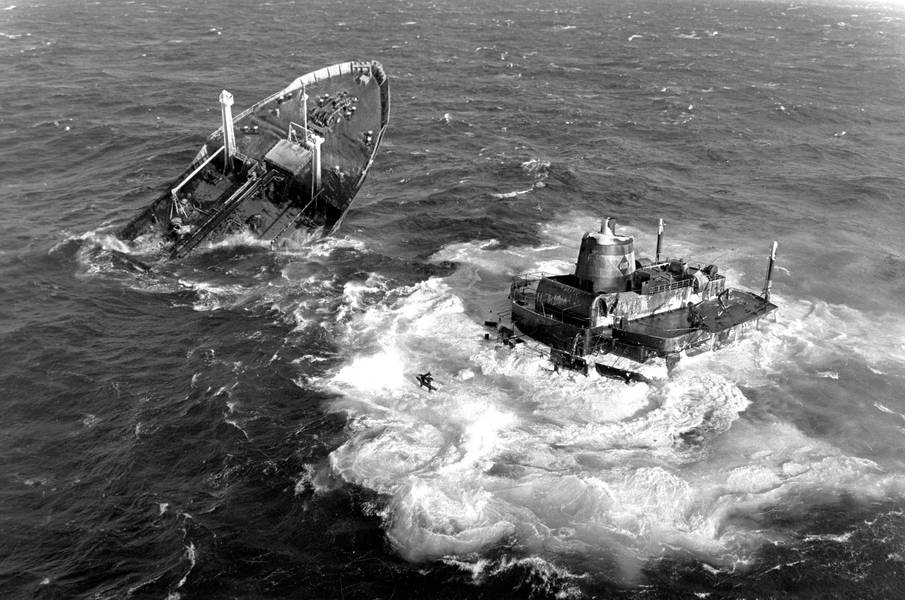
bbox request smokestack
[575,218,636,293]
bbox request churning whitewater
[317,215,905,583]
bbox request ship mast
[655,218,664,263]
[300,84,309,140]
[297,84,323,199]
[219,90,237,172]
[762,241,778,301]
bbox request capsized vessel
[119,61,390,259]
[499,219,778,382]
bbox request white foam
[223,400,249,440]
[275,231,364,257]
[176,542,196,588]
[751,298,905,376]
[874,403,905,421]
[490,187,534,199]
[336,273,390,320]
[803,531,854,543]
[294,464,317,495]
[321,276,755,567]
[315,215,905,575]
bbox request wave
[311,216,905,584]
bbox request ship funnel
[219,90,237,171]
[575,218,636,293]
[601,218,616,235]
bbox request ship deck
[621,289,775,338]
[612,289,776,356]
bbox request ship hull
[118,61,390,259]
[510,285,776,381]
[503,221,778,382]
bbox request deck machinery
[506,219,778,381]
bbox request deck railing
[641,277,693,295]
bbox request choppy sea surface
[2,0,905,598]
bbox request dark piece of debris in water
[416,372,437,392]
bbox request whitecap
[314,214,905,573]
[490,187,533,199]
[176,542,196,588]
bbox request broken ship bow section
[508,219,778,376]
[119,61,390,258]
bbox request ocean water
[2,0,905,598]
